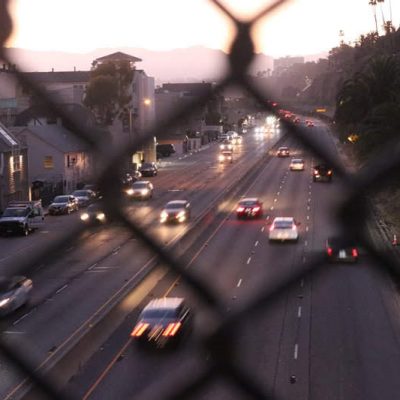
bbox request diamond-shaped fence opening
[0,0,399,399]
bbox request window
[10,155,22,172]
[44,156,54,169]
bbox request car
[83,184,101,198]
[219,139,233,151]
[48,195,79,215]
[236,198,263,219]
[232,135,243,145]
[313,164,333,182]
[80,203,107,224]
[326,237,359,263]
[294,117,301,124]
[219,132,232,141]
[0,276,32,316]
[125,180,154,200]
[160,200,191,224]
[131,297,192,349]
[156,144,176,157]
[71,189,95,207]
[269,217,299,242]
[139,162,158,177]
[290,158,305,171]
[306,120,314,127]
[277,146,290,157]
[219,150,233,163]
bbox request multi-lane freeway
[2,117,400,400]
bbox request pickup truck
[0,200,45,236]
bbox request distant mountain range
[3,46,328,86]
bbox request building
[0,122,29,211]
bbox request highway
[60,119,400,400]
[1,117,400,400]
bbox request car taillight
[352,248,358,257]
[327,247,333,256]
[237,207,245,212]
[162,322,182,337]
[131,322,149,337]
[313,170,318,175]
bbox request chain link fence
[1,0,399,399]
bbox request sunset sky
[6,0,400,57]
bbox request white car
[269,217,299,242]
[290,158,305,171]
[0,276,32,316]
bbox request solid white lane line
[56,284,68,294]
[294,344,299,360]
[88,263,98,270]
[237,279,242,287]
[247,257,252,265]
[255,241,259,247]
[298,306,302,318]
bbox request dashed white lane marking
[294,344,299,360]
[266,215,270,220]
[56,284,68,294]
[308,198,311,203]
[66,246,74,252]
[3,331,25,335]
[13,312,31,326]
[88,263,98,270]
[274,198,277,202]
[247,257,252,265]
[304,240,308,246]
[298,306,302,318]
[306,226,309,232]
[277,192,280,195]
[302,256,307,263]
[255,241,259,247]
[237,279,242,287]
[300,279,304,288]
[307,206,311,211]
[261,227,265,232]
[306,215,310,220]
[270,206,274,210]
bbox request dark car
[71,189,95,208]
[160,200,191,224]
[326,237,359,263]
[139,162,158,177]
[156,144,176,157]
[236,198,263,219]
[80,203,107,224]
[130,297,192,349]
[48,195,79,215]
[0,276,33,316]
[125,180,154,200]
[277,146,290,157]
[83,184,101,198]
[313,164,333,182]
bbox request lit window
[44,156,54,169]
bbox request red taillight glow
[162,322,182,337]
[237,207,245,212]
[352,248,358,257]
[327,247,333,256]
[131,322,149,337]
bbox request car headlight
[141,189,149,195]
[160,211,168,222]
[80,213,89,221]
[219,154,224,161]
[96,213,105,221]
[0,298,10,307]
[126,188,134,195]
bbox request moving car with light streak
[269,217,299,242]
[131,297,192,349]
[219,139,233,151]
[0,276,32,316]
[236,198,263,219]
[290,158,305,171]
[313,164,333,182]
[231,135,243,145]
[277,146,290,157]
[80,203,107,224]
[219,150,233,163]
[125,180,154,200]
[160,200,191,224]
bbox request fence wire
[0,0,398,399]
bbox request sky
[6,0,400,58]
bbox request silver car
[0,276,33,316]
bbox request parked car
[0,200,44,236]
[82,184,101,198]
[71,189,95,207]
[131,297,192,349]
[48,195,79,215]
[0,276,33,316]
[156,144,176,157]
[160,200,191,224]
[125,180,154,200]
[139,162,158,177]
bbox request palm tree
[369,0,379,33]
[377,0,386,28]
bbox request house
[0,122,29,211]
